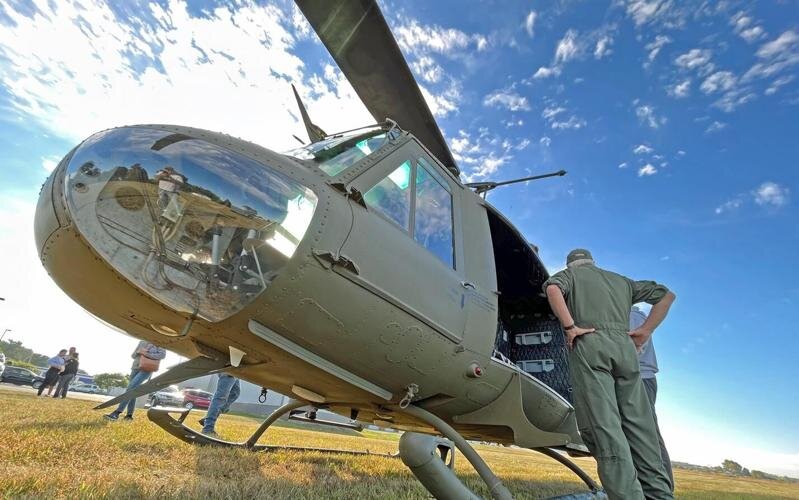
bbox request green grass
[1,387,797,499]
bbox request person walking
[631,306,674,490]
[104,341,166,421]
[544,249,675,500]
[53,352,80,399]
[37,349,67,396]
[199,374,241,438]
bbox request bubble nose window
[64,127,318,322]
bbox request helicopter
[33,1,605,498]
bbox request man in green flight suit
[544,249,676,500]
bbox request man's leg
[202,374,237,433]
[642,377,674,491]
[220,379,241,415]
[614,340,673,500]
[570,338,644,500]
[53,376,66,398]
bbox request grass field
[1,387,797,499]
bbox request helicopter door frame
[338,140,467,342]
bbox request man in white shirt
[631,306,674,491]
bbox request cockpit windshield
[284,127,397,176]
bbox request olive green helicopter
[33,1,605,498]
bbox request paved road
[0,382,112,403]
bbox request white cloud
[731,11,766,43]
[754,182,790,207]
[539,136,551,147]
[635,104,666,128]
[551,116,586,130]
[765,75,795,96]
[638,163,657,176]
[633,144,654,154]
[743,30,799,83]
[618,162,628,169]
[594,35,613,59]
[700,71,738,94]
[667,79,691,98]
[524,11,537,38]
[483,90,530,111]
[645,35,672,62]
[624,0,684,28]
[675,48,712,71]
[0,1,373,151]
[715,197,744,214]
[714,88,756,112]
[555,30,581,64]
[395,19,487,55]
[533,66,561,79]
[542,106,566,120]
[411,56,444,84]
[705,121,727,133]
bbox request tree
[722,459,744,475]
[6,358,39,372]
[0,339,49,366]
[94,373,129,390]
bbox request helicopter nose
[48,126,319,322]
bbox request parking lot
[0,381,112,404]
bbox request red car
[182,388,212,409]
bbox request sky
[0,0,797,478]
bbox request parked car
[70,383,105,394]
[148,385,183,407]
[182,388,212,409]
[0,365,44,388]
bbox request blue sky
[0,0,797,476]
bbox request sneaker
[104,412,119,421]
[198,418,206,427]
[201,429,219,439]
[123,415,134,421]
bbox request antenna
[465,169,567,199]
[291,84,327,143]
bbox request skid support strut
[389,404,513,500]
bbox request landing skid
[146,401,393,457]
[146,400,604,499]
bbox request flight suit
[544,264,673,500]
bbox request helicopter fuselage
[35,123,582,448]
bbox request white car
[0,352,6,378]
[148,385,183,407]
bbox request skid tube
[146,399,393,457]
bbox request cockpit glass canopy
[64,126,318,323]
[284,127,396,176]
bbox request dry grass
[0,387,796,499]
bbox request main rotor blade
[296,0,459,177]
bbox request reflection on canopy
[64,127,318,323]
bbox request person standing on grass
[104,341,166,421]
[53,352,79,399]
[631,306,674,490]
[37,349,67,396]
[199,373,240,438]
[544,248,675,500]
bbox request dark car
[182,388,212,409]
[0,365,45,388]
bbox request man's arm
[546,285,595,349]
[629,291,676,349]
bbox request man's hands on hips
[628,327,652,352]
[566,326,595,349]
